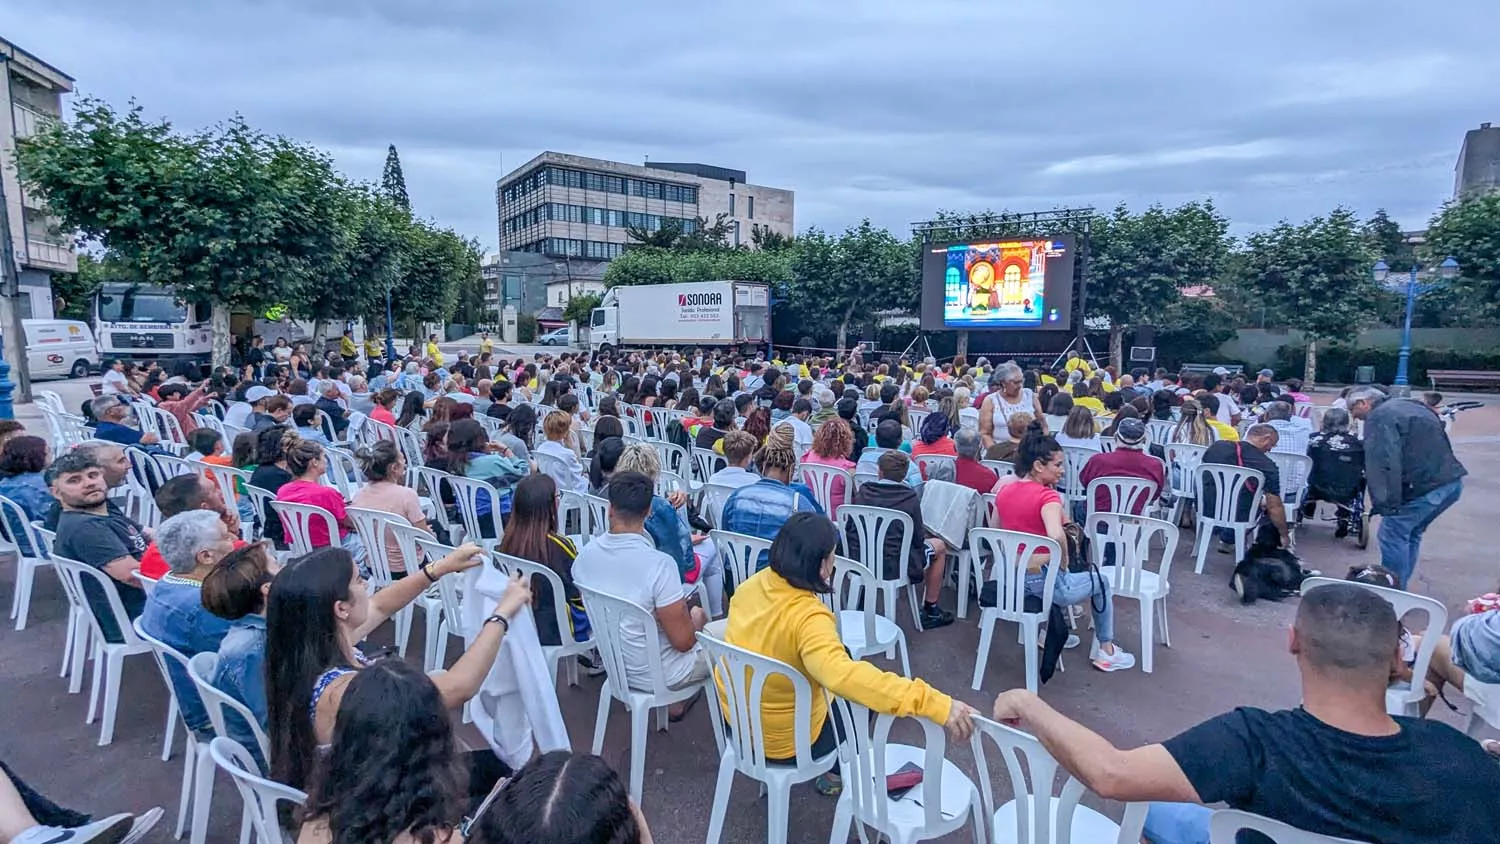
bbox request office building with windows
[1,36,75,318]
[495,152,794,262]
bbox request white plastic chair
[655,469,692,500]
[347,506,415,656]
[1084,476,1160,519]
[969,528,1061,693]
[1058,446,1094,509]
[913,453,956,481]
[582,493,610,539]
[52,556,154,745]
[410,465,463,545]
[321,447,362,498]
[133,619,215,844]
[268,500,338,557]
[415,536,474,672]
[445,474,506,549]
[242,485,277,545]
[981,459,1014,478]
[1268,451,1313,545]
[577,582,709,803]
[827,697,986,844]
[496,551,595,688]
[1301,577,1446,716]
[799,463,853,516]
[1209,809,1363,843]
[953,491,997,620]
[1459,670,1500,738]
[699,482,738,530]
[32,524,87,689]
[837,504,924,632]
[557,489,587,542]
[1164,443,1207,526]
[386,523,446,674]
[1191,464,1265,574]
[971,714,1147,844]
[188,652,271,766]
[209,737,305,844]
[190,459,255,541]
[709,529,774,591]
[853,469,878,491]
[698,632,838,844]
[1145,419,1174,450]
[692,446,727,486]
[651,440,693,486]
[828,555,911,677]
[1085,513,1180,673]
[1,494,53,630]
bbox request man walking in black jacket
[1347,387,1466,588]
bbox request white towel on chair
[462,564,571,768]
[920,480,980,549]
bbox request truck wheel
[598,343,614,356]
[70,359,91,378]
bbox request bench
[1428,370,1500,391]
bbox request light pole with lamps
[1371,256,1459,396]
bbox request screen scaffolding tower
[910,207,1096,367]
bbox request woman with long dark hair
[497,404,537,460]
[497,474,587,651]
[993,423,1132,672]
[396,390,428,430]
[265,545,530,800]
[297,659,473,844]
[468,751,651,844]
[445,419,529,532]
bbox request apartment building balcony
[23,238,75,272]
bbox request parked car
[538,326,571,346]
[19,319,99,380]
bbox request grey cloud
[3,0,1495,248]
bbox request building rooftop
[644,162,748,184]
[1455,121,1500,197]
[0,35,74,91]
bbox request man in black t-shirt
[989,583,1500,843]
[1201,424,1289,551]
[48,451,151,643]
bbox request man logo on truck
[678,292,724,306]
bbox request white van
[23,319,98,380]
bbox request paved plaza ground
[2,380,1496,843]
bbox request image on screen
[940,239,1065,328]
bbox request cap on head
[1113,417,1147,447]
[244,386,276,403]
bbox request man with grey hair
[1261,399,1311,454]
[952,428,998,494]
[1347,386,1466,588]
[90,395,161,448]
[139,510,236,738]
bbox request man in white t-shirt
[776,398,815,454]
[706,431,761,489]
[571,470,708,710]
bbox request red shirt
[371,406,397,426]
[275,480,349,545]
[953,457,999,495]
[994,480,1062,537]
[1078,448,1164,514]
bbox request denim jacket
[0,472,53,555]
[645,495,696,580]
[212,615,268,770]
[722,478,825,567]
[139,575,232,736]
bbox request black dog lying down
[1231,541,1311,604]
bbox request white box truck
[588,281,771,354]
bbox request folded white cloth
[462,564,571,768]
[920,480,980,549]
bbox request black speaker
[1135,325,1156,346]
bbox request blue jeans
[1026,569,1115,644]
[1143,802,1212,844]
[1378,479,1463,588]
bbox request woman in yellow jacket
[721,512,977,795]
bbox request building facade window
[728,194,736,216]
[748,196,754,219]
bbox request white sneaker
[14,814,134,844]
[1092,646,1137,672]
[120,808,164,844]
[1064,633,1081,649]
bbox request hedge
[1273,343,1500,386]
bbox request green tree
[50,252,136,320]
[1088,201,1232,371]
[1420,191,1500,324]
[779,221,914,352]
[751,225,795,251]
[381,144,410,210]
[1362,208,1414,269]
[624,219,686,249]
[562,292,602,325]
[1239,208,1378,387]
[392,221,477,334]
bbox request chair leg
[1192,524,1211,574]
[971,615,995,691]
[98,650,124,745]
[1140,600,1154,674]
[906,583,923,633]
[655,704,668,733]
[765,780,792,844]
[1022,621,1040,694]
[12,561,35,629]
[61,610,76,679]
[237,806,251,844]
[189,741,214,844]
[87,641,104,723]
[895,631,912,679]
[828,794,853,844]
[162,698,179,761]
[591,684,611,754]
[956,554,972,619]
[394,607,413,658]
[174,733,194,838]
[628,704,649,805]
[704,753,736,844]
[1158,599,1172,648]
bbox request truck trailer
[587,281,770,354]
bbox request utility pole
[0,54,33,416]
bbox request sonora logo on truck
[678,293,724,306]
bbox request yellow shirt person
[1207,418,1240,442]
[425,338,444,367]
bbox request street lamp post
[1372,256,1459,397]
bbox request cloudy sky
[5,0,1496,250]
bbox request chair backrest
[980,459,1014,478]
[191,460,251,523]
[32,523,56,557]
[1145,419,1174,449]
[1083,513,1180,593]
[709,529,774,588]
[414,536,472,643]
[409,465,458,540]
[1084,475,1159,518]
[1209,809,1363,844]
[556,489,586,539]
[322,448,361,498]
[497,551,590,649]
[1058,446,1094,502]
[698,482,738,530]
[51,555,146,648]
[799,464,852,516]
[134,570,158,596]
[1195,463,1266,525]
[0,494,46,558]
[393,426,425,469]
[151,407,189,447]
[242,485,276,540]
[346,507,404,589]
[913,453,956,481]
[1268,452,1313,505]
[1300,576,1446,711]
[836,504,914,589]
[655,469,690,499]
[970,715,1096,844]
[852,469,878,492]
[969,528,1060,620]
[652,440,691,480]
[576,582,677,699]
[35,389,67,414]
[268,500,338,557]
[691,447,727,485]
[209,737,306,844]
[188,652,271,766]
[1164,443,1207,499]
[830,697,950,833]
[444,474,506,545]
[698,631,825,776]
[826,555,884,647]
[533,451,578,494]
[582,493,610,538]
[132,616,204,732]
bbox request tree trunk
[1304,336,1318,391]
[1109,323,1125,373]
[955,330,969,362]
[312,319,329,356]
[835,303,856,356]
[211,303,232,369]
